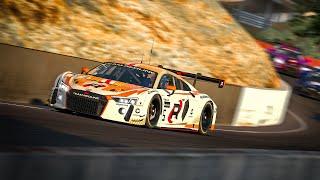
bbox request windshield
[308,71,320,83]
[276,48,301,59]
[88,63,157,88]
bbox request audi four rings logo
[73,92,99,100]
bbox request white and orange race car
[49,62,224,135]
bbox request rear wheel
[198,102,214,135]
[145,95,162,128]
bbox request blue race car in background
[295,68,320,100]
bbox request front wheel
[198,102,214,135]
[145,95,162,129]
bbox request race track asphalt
[0,75,319,151]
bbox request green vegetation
[253,0,320,58]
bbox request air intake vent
[66,90,107,116]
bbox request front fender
[135,89,162,113]
[49,71,73,107]
[52,71,74,88]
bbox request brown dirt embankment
[0,0,280,88]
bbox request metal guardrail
[231,8,272,28]
[1,148,319,180]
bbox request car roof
[104,62,184,76]
[103,62,197,90]
[132,63,167,74]
[133,64,196,89]
[133,63,187,80]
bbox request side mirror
[81,67,90,74]
[166,85,176,91]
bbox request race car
[295,68,320,100]
[299,57,320,76]
[49,62,224,135]
[268,44,308,77]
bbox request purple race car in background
[268,44,308,77]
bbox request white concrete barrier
[232,80,292,126]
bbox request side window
[158,74,174,89]
[174,77,182,90]
[181,80,191,91]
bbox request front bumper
[51,89,147,125]
[66,89,107,116]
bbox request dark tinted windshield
[277,48,301,59]
[308,71,320,83]
[88,63,157,88]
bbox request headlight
[113,97,138,105]
[59,82,69,92]
[129,99,137,105]
[273,58,285,64]
[310,81,320,86]
[300,67,312,72]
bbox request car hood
[68,74,148,96]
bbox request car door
[172,77,193,124]
[157,74,191,128]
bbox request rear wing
[159,66,225,88]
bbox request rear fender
[192,95,217,125]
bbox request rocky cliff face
[0,0,280,88]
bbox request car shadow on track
[0,117,125,148]
[52,107,205,136]
[30,98,47,106]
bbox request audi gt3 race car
[49,62,224,135]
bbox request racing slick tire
[145,95,162,129]
[198,102,214,135]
